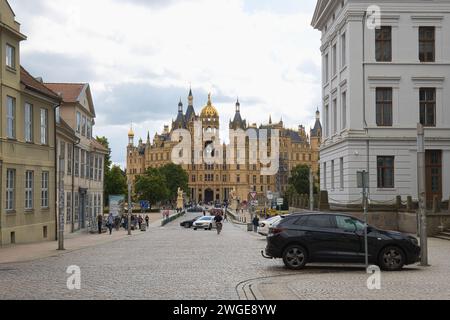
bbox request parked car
[258,215,283,236]
[180,216,202,228]
[263,213,421,271]
[193,216,216,231]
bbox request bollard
[396,196,402,210]
[433,195,441,213]
[407,196,413,212]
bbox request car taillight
[270,227,285,235]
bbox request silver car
[193,216,216,231]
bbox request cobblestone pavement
[0,212,449,300]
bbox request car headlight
[408,237,419,246]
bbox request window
[341,32,346,68]
[6,44,15,69]
[67,145,73,175]
[333,99,337,134]
[74,193,79,222]
[331,160,335,190]
[6,169,15,211]
[59,141,66,173]
[340,158,344,189]
[94,155,99,181]
[87,120,92,139]
[24,103,33,142]
[324,53,329,83]
[41,171,49,208]
[74,147,80,177]
[341,92,347,129]
[99,156,103,182]
[81,116,87,136]
[323,162,327,190]
[7,96,15,139]
[376,88,393,126]
[55,106,60,124]
[420,88,436,127]
[336,216,365,232]
[332,44,337,76]
[66,192,72,224]
[40,108,48,145]
[237,175,241,183]
[377,156,395,188]
[81,150,86,179]
[375,26,392,62]
[90,153,94,179]
[303,215,334,229]
[419,27,435,62]
[25,171,34,210]
[325,104,329,137]
[76,112,81,133]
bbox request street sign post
[357,171,370,268]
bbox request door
[205,189,214,204]
[299,215,340,261]
[426,150,442,207]
[333,216,365,262]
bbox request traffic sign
[277,198,284,206]
[140,200,150,210]
[250,192,257,200]
[267,191,273,201]
[251,200,259,207]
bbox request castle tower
[128,124,135,146]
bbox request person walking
[145,215,150,228]
[252,215,260,233]
[138,215,143,230]
[97,214,103,234]
[107,213,114,235]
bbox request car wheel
[379,246,405,271]
[193,228,197,231]
[209,224,213,231]
[282,245,308,270]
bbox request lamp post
[58,156,65,251]
[128,178,132,236]
[417,123,429,266]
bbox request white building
[311,0,450,207]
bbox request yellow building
[0,0,62,245]
[127,90,321,205]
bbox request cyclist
[214,213,224,235]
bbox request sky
[9,0,321,169]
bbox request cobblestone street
[1,212,449,300]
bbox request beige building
[46,83,108,234]
[127,90,321,206]
[0,0,62,245]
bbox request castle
[127,90,322,205]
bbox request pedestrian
[145,215,150,227]
[252,215,260,233]
[138,215,143,230]
[107,213,114,235]
[97,214,103,234]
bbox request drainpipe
[54,104,60,241]
[72,137,81,233]
[362,11,370,200]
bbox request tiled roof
[90,139,109,153]
[20,66,61,100]
[44,83,86,103]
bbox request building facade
[127,90,321,205]
[46,83,108,234]
[311,0,450,207]
[0,0,62,245]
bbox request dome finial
[128,122,135,137]
[208,92,212,105]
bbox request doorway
[205,189,214,204]
[426,150,442,207]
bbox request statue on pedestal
[230,188,239,211]
[177,188,184,211]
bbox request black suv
[264,213,420,271]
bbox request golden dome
[128,125,135,137]
[200,93,219,118]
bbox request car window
[302,215,334,228]
[335,216,365,232]
[293,216,309,226]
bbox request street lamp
[128,177,132,236]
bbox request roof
[311,118,322,137]
[20,66,61,101]
[230,111,246,130]
[56,118,78,142]
[185,105,196,121]
[200,94,219,118]
[44,83,86,103]
[90,139,109,153]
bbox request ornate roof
[200,93,219,119]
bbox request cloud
[9,0,322,168]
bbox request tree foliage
[159,163,189,200]
[288,165,318,195]
[105,165,127,200]
[135,168,170,205]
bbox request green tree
[288,165,318,195]
[159,163,189,200]
[105,165,127,200]
[95,136,113,205]
[96,136,112,173]
[135,169,169,205]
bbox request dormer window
[6,44,15,69]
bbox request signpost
[357,170,370,267]
[109,195,125,218]
[417,124,429,266]
[140,200,150,212]
[277,198,284,211]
